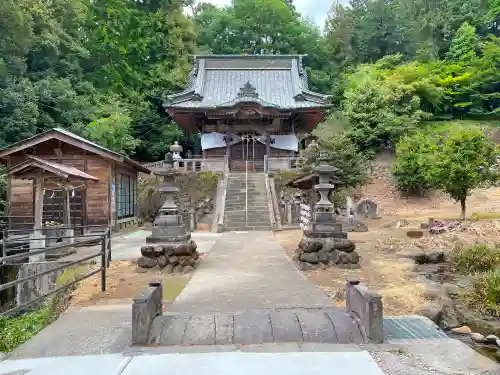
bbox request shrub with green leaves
[452,244,500,274]
[468,269,500,317]
[393,132,435,195]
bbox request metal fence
[0,226,111,317]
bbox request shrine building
[163,55,332,172]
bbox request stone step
[224,211,269,219]
[224,226,272,231]
[224,203,269,211]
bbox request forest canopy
[0,0,499,161]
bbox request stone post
[346,280,384,343]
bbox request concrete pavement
[169,231,332,313]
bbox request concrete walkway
[9,230,220,360]
[169,231,333,313]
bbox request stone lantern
[146,152,190,243]
[310,155,342,234]
[139,150,200,274]
[171,141,183,162]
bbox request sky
[201,0,347,29]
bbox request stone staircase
[223,173,272,231]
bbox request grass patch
[162,277,189,303]
[452,244,500,274]
[0,265,91,353]
[467,269,500,317]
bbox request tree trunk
[459,196,467,221]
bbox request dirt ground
[276,181,500,316]
[66,261,191,308]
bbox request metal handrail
[245,160,248,228]
[0,228,111,317]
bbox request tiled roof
[164,55,331,110]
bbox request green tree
[393,131,437,195]
[301,135,369,191]
[428,128,498,219]
[446,22,478,61]
[83,102,140,156]
[394,127,499,219]
[342,59,431,151]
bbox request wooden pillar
[265,133,271,157]
[33,172,44,233]
[62,188,71,227]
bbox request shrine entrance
[230,133,266,172]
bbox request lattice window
[117,174,136,219]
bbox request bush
[452,244,500,274]
[468,269,500,317]
[392,132,435,195]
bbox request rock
[427,251,445,263]
[321,239,334,252]
[329,250,340,264]
[190,240,197,252]
[401,250,428,264]
[157,255,168,269]
[332,239,356,252]
[0,352,5,361]
[292,252,299,261]
[497,339,500,347]
[423,282,442,300]
[162,264,174,274]
[299,262,316,271]
[485,335,500,345]
[451,326,472,334]
[154,245,164,256]
[193,251,199,260]
[173,265,184,274]
[346,251,360,264]
[441,283,460,298]
[134,266,148,273]
[168,256,179,266]
[469,332,486,343]
[338,251,349,264]
[173,243,192,256]
[300,252,319,263]
[140,245,155,258]
[406,230,424,239]
[418,304,443,324]
[386,219,409,228]
[298,238,322,253]
[355,199,378,219]
[183,265,195,274]
[137,256,157,268]
[440,297,461,329]
[317,250,330,264]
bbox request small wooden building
[0,128,150,231]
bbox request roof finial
[237,81,259,98]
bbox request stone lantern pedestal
[293,156,361,270]
[137,151,200,274]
